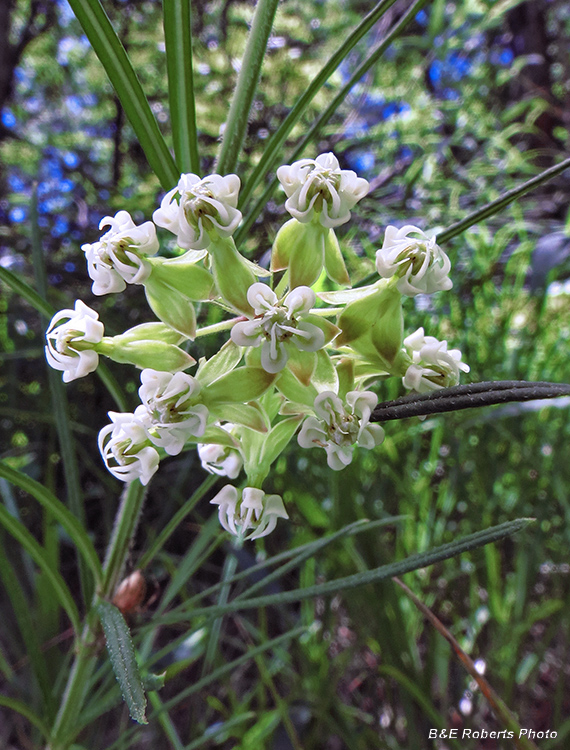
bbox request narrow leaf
[371,381,570,422]
[163,0,199,173]
[238,0,398,208]
[216,0,280,174]
[67,0,178,188]
[438,157,570,244]
[96,599,148,724]
[0,504,81,633]
[0,461,103,583]
[156,518,533,623]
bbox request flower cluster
[46,151,469,543]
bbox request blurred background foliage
[1,0,570,748]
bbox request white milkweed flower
[198,424,243,478]
[298,391,384,471]
[276,152,369,228]
[153,173,242,250]
[402,328,470,393]
[98,412,160,485]
[210,486,289,540]
[375,225,452,296]
[82,211,159,295]
[45,300,104,382]
[135,369,209,456]
[231,283,325,373]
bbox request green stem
[48,481,147,749]
[215,0,280,174]
[194,317,243,338]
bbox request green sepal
[209,237,256,315]
[272,219,327,289]
[369,287,404,364]
[144,275,197,339]
[336,357,355,399]
[110,322,186,346]
[313,349,339,393]
[336,284,401,348]
[303,313,340,345]
[289,222,326,289]
[200,366,276,405]
[208,402,269,432]
[318,283,379,306]
[191,425,241,448]
[148,257,214,300]
[323,229,350,286]
[287,348,317,386]
[259,415,303,471]
[98,337,195,372]
[196,339,244,386]
[275,367,318,407]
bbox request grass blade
[95,600,148,725]
[0,541,54,717]
[0,266,53,318]
[437,157,570,244]
[30,186,92,605]
[238,0,398,209]
[393,577,539,750]
[0,504,81,633]
[0,266,128,412]
[138,473,218,570]
[0,695,51,741]
[153,518,533,624]
[163,0,199,173]
[67,0,178,189]
[215,0,280,175]
[0,461,102,584]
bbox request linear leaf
[238,0,398,209]
[67,0,178,189]
[438,157,570,244]
[0,504,81,633]
[0,266,53,318]
[95,600,148,725]
[154,518,533,624]
[0,461,102,583]
[236,0,426,244]
[0,266,128,412]
[371,381,570,422]
[0,695,51,740]
[163,0,199,172]
[0,542,53,716]
[215,0,280,174]
[31,187,91,605]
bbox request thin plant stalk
[49,481,147,749]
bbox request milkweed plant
[45,153,469,542]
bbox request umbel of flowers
[45,152,468,542]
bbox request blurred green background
[1,0,570,748]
